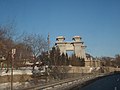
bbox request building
[55,36,101,67]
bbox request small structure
[86,53,101,67]
[0,56,7,69]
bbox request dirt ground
[0,74,32,83]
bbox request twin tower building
[55,36,100,67]
[55,36,86,59]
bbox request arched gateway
[55,36,86,59]
[55,36,101,67]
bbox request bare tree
[0,24,14,39]
[0,24,15,70]
[115,54,120,67]
[100,57,114,67]
[23,34,47,56]
[14,43,32,68]
[22,34,48,69]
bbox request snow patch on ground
[0,69,32,76]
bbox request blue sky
[0,0,120,57]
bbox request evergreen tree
[61,53,66,65]
[66,53,69,65]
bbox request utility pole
[46,33,50,82]
[11,49,16,90]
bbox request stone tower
[72,36,86,59]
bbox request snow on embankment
[0,68,33,90]
[0,67,32,76]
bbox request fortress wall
[68,66,92,73]
[67,66,120,74]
